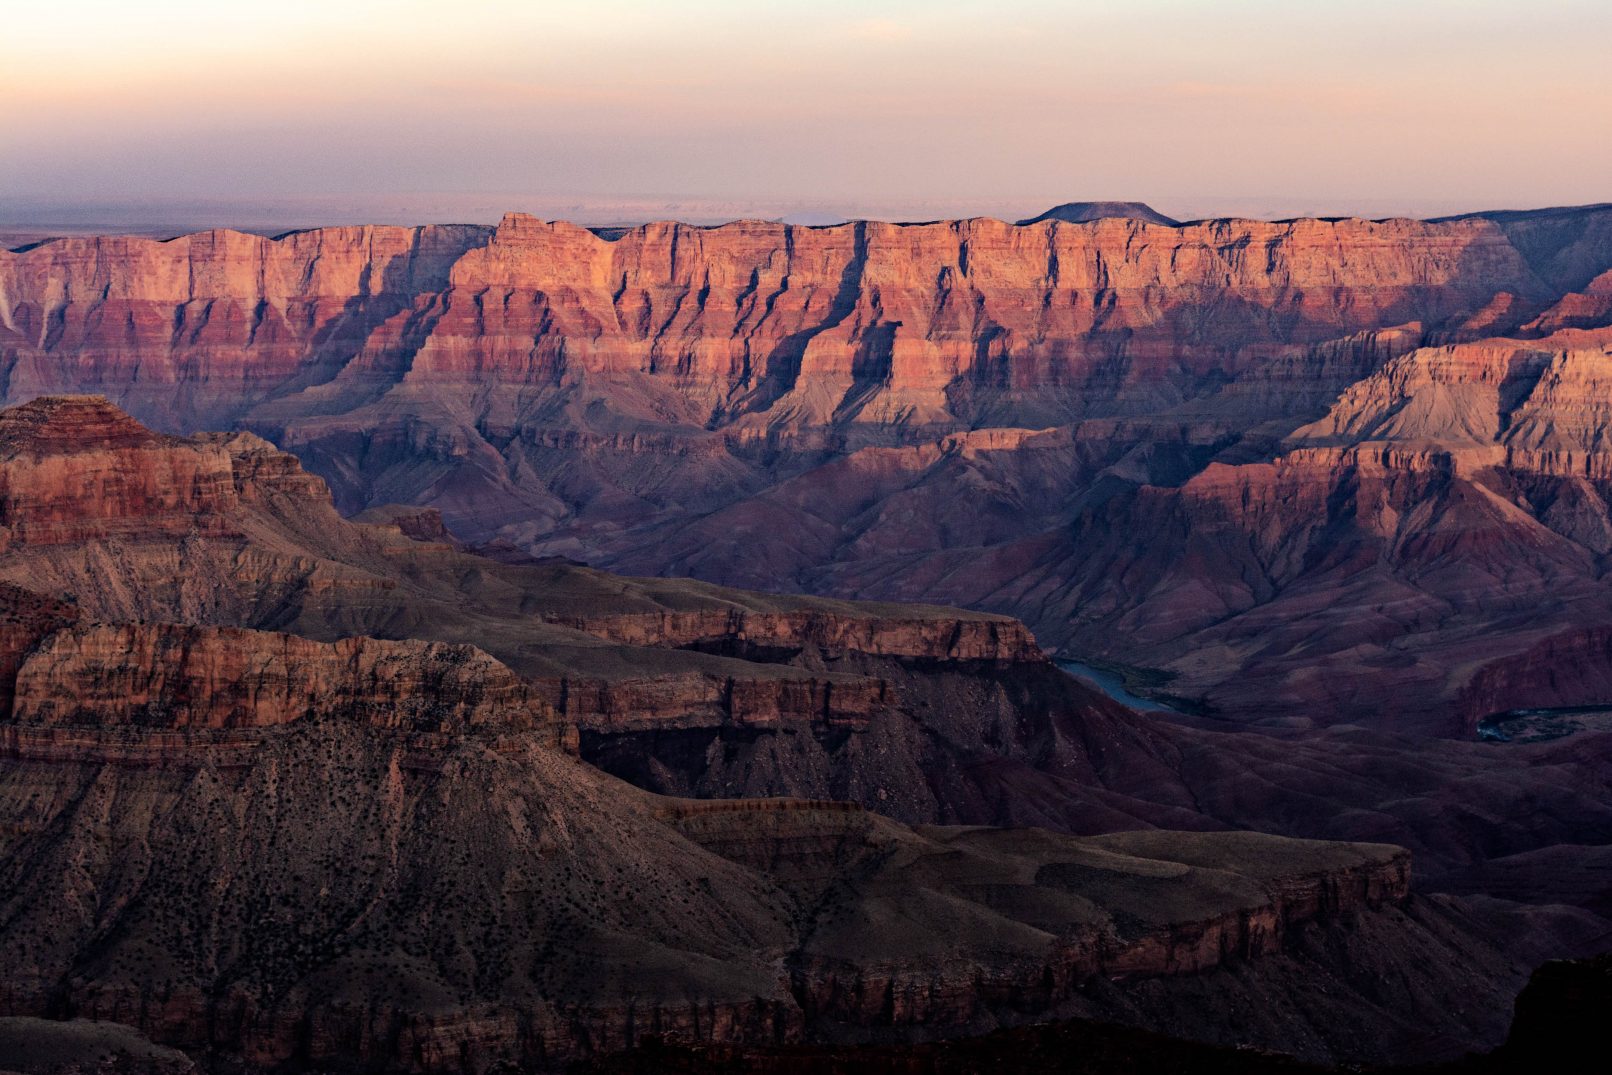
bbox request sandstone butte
[5,202,1612,733]
[0,396,1606,1073]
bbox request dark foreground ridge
[582,952,1612,1075]
[4,953,1605,1074]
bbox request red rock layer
[9,623,554,732]
[0,583,79,715]
[539,607,1040,663]
[0,212,1553,438]
[4,210,1610,735]
[0,225,492,428]
[0,396,336,550]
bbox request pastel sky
[5,0,1610,224]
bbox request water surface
[1476,705,1612,743]
[1056,660,1181,713]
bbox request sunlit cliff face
[4,0,1610,222]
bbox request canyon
[5,200,1612,1071]
[0,396,1603,1073]
[0,399,1599,1070]
[5,202,1612,730]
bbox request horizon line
[5,198,1612,251]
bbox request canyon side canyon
[2,203,1612,1072]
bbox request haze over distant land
[5,0,1610,232]
[1,191,1598,248]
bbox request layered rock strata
[9,205,1612,731]
[0,713,1422,1072]
[0,397,1603,1068]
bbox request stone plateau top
[1015,200,1181,226]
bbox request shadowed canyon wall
[0,397,1562,1073]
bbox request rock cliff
[0,209,1564,453]
[0,718,1426,1071]
[9,622,555,733]
[8,206,1612,731]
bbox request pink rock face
[0,225,492,429]
[4,206,1612,731]
[0,397,245,548]
[400,213,1527,425]
[0,210,1550,436]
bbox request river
[1476,705,1612,743]
[1056,660,1181,713]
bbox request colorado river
[1476,705,1612,743]
[1056,660,1181,713]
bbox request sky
[4,0,1610,228]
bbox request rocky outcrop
[8,622,556,733]
[0,225,493,429]
[534,665,888,733]
[540,607,1041,664]
[0,397,243,549]
[0,397,348,556]
[0,583,78,716]
[352,503,456,543]
[583,950,1612,1075]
